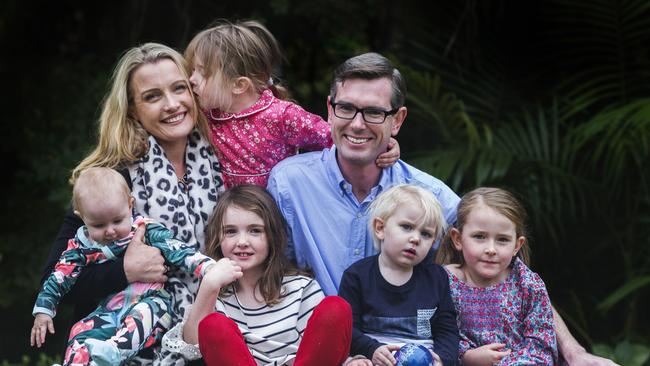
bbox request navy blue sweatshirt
[338,255,459,365]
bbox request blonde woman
[41,43,223,365]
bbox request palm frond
[571,98,650,191]
[597,276,650,313]
[400,30,511,128]
[400,64,481,147]
[493,101,592,235]
[545,0,650,117]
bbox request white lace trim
[161,321,201,361]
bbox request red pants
[198,296,352,366]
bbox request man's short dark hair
[329,52,406,109]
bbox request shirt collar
[77,226,101,248]
[326,145,392,200]
[325,146,347,194]
[209,88,275,121]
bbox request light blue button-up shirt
[267,147,460,295]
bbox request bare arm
[182,259,242,345]
[553,306,620,366]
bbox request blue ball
[394,343,434,366]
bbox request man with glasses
[267,52,459,296]
[268,52,616,366]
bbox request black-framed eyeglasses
[330,100,399,124]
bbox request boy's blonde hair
[73,167,131,215]
[368,184,447,250]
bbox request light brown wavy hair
[185,19,289,106]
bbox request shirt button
[356,213,363,218]
[354,249,360,255]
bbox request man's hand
[124,225,167,283]
[553,306,620,366]
[564,349,621,366]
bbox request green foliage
[399,0,650,352]
[598,276,650,313]
[593,341,650,366]
[571,98,650,191]
[545,0,650,117]
[3,0,650,362]
[0,353,59,366]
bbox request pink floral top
[445,258,558,365]
[207,89,332,188]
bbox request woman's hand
[372,344,401,366]
[462,343,510,366]
[30,314,55,348]
[124,225,167,283]
[375,137,400,168]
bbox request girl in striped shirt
[162,185,352,365]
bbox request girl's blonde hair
[205,185,295,305]
[185,19,289,101]
[435,187,531,266]
[369,184,447,251]
[70,43,210,184]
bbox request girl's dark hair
[435,187,531,266]
[205,184,294,305]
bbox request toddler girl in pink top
[187,20,399,188]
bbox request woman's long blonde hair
[70,43,210,184]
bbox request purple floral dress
[446,258,558,365]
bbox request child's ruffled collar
[209,88,274,121]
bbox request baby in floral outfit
[30,167,216,366]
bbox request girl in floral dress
[436,187,558,365]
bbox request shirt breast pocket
[417,308,437,338]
